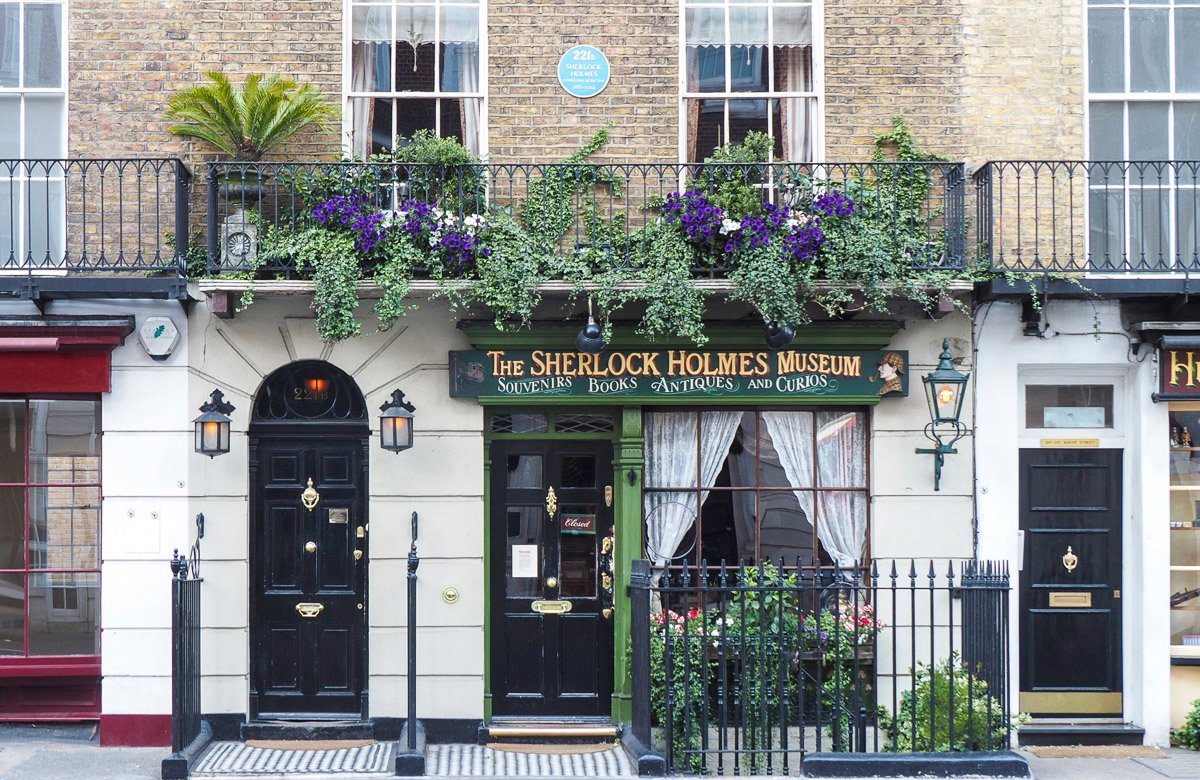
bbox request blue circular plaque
[558,45,611,99]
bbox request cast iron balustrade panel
[628,558,1011,775]
[0,159,189,300]
[205,161,967,279]
[976,160,1200,277]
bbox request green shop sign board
[449,348,908,401]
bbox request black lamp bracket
[381,389,416,414]
[915,420,967,492]
[199,389,236,416]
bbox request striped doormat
[192,740,394,776]
[426,744,632,776]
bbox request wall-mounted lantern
[380,389,416,453]
[915,339,970,491]
[193,389,235,458]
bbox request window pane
[28,572,98,656]
[1179,10,1200,92]
[1130,187,1170,269]
[22,2,61,88]
[774,41,812,93]
[758,411,813,488]
[730,7,767,92]
[395,98,436,144]
[26,178,63,264]
[560,455,596,489]
[1089,102,1124,159]
[816,492,866,566]
[0,96,18,157]
[686,7,725,92]
[0,486,24,570]
[394,5,435,93]
[23,95,63,158]
[1178,188,1198,268]
[0,183,13,262]
[559,503,597,597]
[29,400,100,473]
[1128,101,1169,160]
[0,572,22,655]
[1176,103,1200,166]
[0,400,26,482]
[352,6,393,92]
[1088,8,1124,92]
[1130,9,1169,92]
[1025,385,1115,428]
[440,6,479,92]
[758,491,815,564]
[439,97,483,156]
[727,98,766,147]
[689,98,725,161]
[506,506,541,598]
[0,4,17,87]
[349,97,393,156]
[506,454,542,489]
[815,411,865,488]
[644,412,698,488]
[29,486,99,571]
[1088,189,1125,269]
[773,6,811,48]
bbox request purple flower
[313,194,389,253]
[663,190,725,247]
[813,190,855,218]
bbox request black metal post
[620,559,665,776]
[395,512,426,776]
[161,547,211,780]
[174,160,191,276]
[206,166,219,274]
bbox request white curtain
[644,411,742,566]
[685,5,811,46]
[725,417,758,562]
[764,411,865,567]
[778,49,813,161]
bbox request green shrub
[1173,698,1200,750]
[880,654,1011,752]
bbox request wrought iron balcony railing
[0,159,190,284]
[205,160,967,279]
[975,160,1200,274]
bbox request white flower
[720,218,741,235]
[786,217,800,229]
[428,236,439,248]
[464,214,482,228]
[443,213,458,224]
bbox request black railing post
[395,511,426,776]
[621,558,665,776]
[174,160,191,276]
[206,165,220,275]
[161,545,210,780]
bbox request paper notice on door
[512,545,538,578]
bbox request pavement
[2,724,1200,779]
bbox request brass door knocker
[301,478,320,511]
[1062,546,1078,573]
[545,486,558,518]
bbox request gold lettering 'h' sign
[1161,348,1200,398]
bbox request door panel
[1019,448,1122,716]
[491,439,614,717]
[252,436,368,717]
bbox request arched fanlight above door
[252,360,368,425]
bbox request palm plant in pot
[167,70,337,200]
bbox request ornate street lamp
[380,389,416,453]
[915,339,970,491]
[193,389,235,458]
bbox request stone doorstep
[798,750,1032,778]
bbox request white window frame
[1084,0,1200,270]
[341,0,488,158]
[677,0,825,164]
[0,0,68,268]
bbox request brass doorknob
[546,576,558,588]
[305,541,317,553]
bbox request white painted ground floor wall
[973,299,1172,744]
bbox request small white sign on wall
[512,545,538,578]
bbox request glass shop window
[642,409,867,569]
[0,398,101,659]
[1024,384,1115,429]
[1171,402,1200,657]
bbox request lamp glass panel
[934,381,962,421]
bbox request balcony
[203,160,967,276]
[0,159,190,304]
[975,160,1200,298]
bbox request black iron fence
[975,160,1200,273]
[205,160,967,276]
[629,558,1011,775]
[0,158,190,276]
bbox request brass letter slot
[1049,591,1092,608]
[531,599,573,615]
[295,602,325,618]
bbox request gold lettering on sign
[1172,350,1200,389]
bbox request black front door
[490,440,615,717]
[1018,448,1122,716]
[251,436,368,718]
